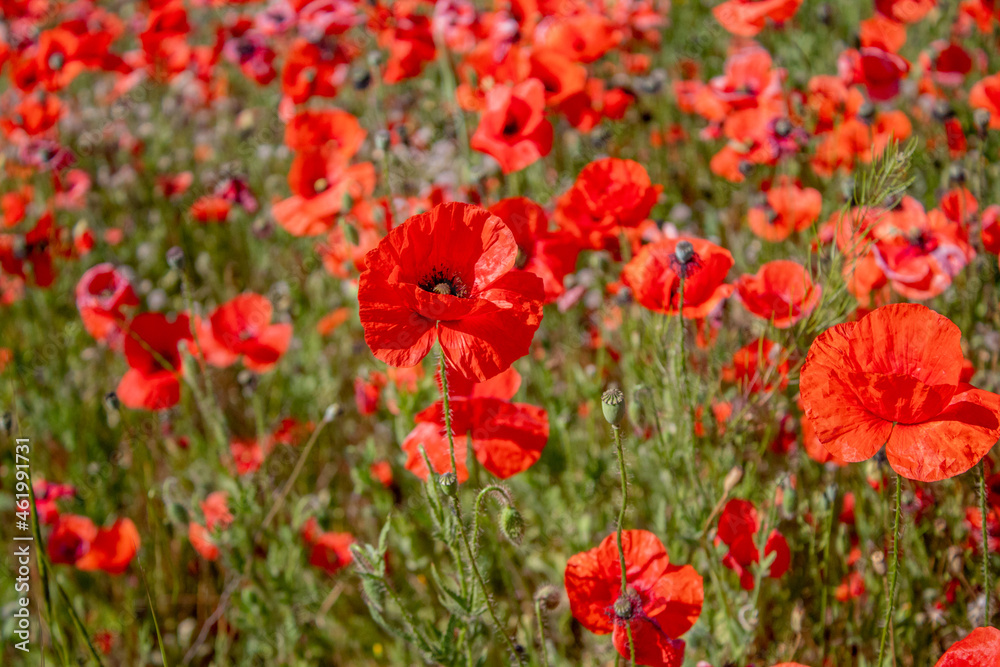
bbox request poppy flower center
[502,115,522,137]
[48,53,64,70]
[419,269,469,298]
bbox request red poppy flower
[355,371,388,415]
[876,0,937,23]
[284,109,366,161]
[488,197,580,302]
[800,304,1000,482]
[76,263,139,347]
[272,155,376,237]
[555,158,661,250]
[189,523,220,561]
[49,515,139,575]
[0,211,60,287]
[970,73,1000,130]
[747,179,822,242]
[301,518,354,575]
[230,438,265,475]
[838,47,910,102]
[200,293,292,372]
[190,195,231,224]
[713,0,804,37]
[981,205,1000,255]
[716,499,790,591]
[564,529,703,667]
[622,237,734,318]
[934,627,1000,666]
[723,338,791,393]
[358,202,544,382]
[470,78,553,174]
[117,312,193,411]
[736,260,821,328]
[401,367,548,482]
[280,38,352,104]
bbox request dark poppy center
[502,115,522,137]
[419,269,469,298]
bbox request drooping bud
[723,466,743,495]
[534,585,561,610]
[974,108,991,135]
[601,387,626,426]
[323,404,343,423]
[948,163,966,185]
[104,391,120,412]
[166,246,185,270]
[499,506,524,545]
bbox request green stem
[437,342,521,664]
[877,473,902,667]
[613,425,635,667]
[534,598,550,667]
[981,459,992,625]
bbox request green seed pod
[601,388,626,426]
[499,506,524,545]
[439,472,458,497]
[613,595,633,620]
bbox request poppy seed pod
[499,506,525,545]
[439,471,458,496]
[674,240,695,266]
[601,387,626,425]
[613,595,634,620]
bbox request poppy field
[6,0,1000,665]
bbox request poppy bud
[166,246,185,270]
[104,391,120,412]
[534,585,561,610]
[374,130,390,152]
[439,471,458,496]
[738,160,755,177]
[1,412,12,433]
[932,100,954,122]
[237,369,258,395]
[816,3,832,24]
[601,387,626,426]
[946,545,963,576]
[166,501,188,525]
[840,177,856,201]
[323,404,343,423]
[948,164,966,185]
[858,102,876,124]
[974,109,991,135]
[499,506,524,545]
[871,551,887,576]
[674,240,695,266]
[723,466,743,495]
[353,69,372,90]
[774,118,792,138]
[367,51,383,68]
[781,479,797,517]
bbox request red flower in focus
[555,158,661,250]
[713,0,804,37]
[800,304,1000,482]
[716,499,790,591]
[934,627,1000,666]
[470,78,553,174]
[489,197,580,301]
[117,312,193,411]
[301,517,354,575]
[401,367,548,482]
[564,529,703,667]
[736,260,821,328]
[49,516,140,575]
[76,263,139,347]
[622,237,734,317]
[747,179,822,242]
[197,293,292,372]
[358,202,544,382]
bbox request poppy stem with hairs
[436,340,522,664]
[981,459,992,624]
[613,423,637,667]
[877,471,902,667]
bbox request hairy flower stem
[534,598,550,667]
[877,473,902,667]
[437,343,522,664]
[981,459,992,624]
[613,424,636,666]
